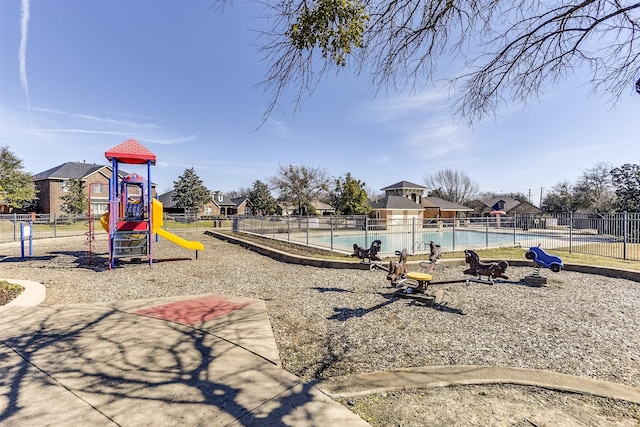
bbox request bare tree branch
[218,0,640,124]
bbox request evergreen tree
[331,173,369,215]
[541,181,590,213]
[248,180,277,215]
[172,168,211,218]
[611,164,640,212]
[60,178,88,214]
[0,146,37,211]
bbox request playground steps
[113,231,149,258]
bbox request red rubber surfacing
[134,295,253,325]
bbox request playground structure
[101,139,204,269]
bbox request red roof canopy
[105,139,156,165]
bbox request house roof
[159,191,246,210]
[484,196,524,212]
[32,162,107,181]
[105,139,157,165]
[311,200,335,211]
[211,191,237,207]
[370,195,424,210]
[157,190,178,208]
[231,196,249,206]
[422,197,473,212]
[380,181,427,191]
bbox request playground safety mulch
[1,232,639,426]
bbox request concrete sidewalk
[2,291,639,426]
[0,294,369,426]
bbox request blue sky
[1,0,638,205]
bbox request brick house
[32,162,155,217]
[157,190,250,218]
[33,162,114,216]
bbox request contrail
[20,0,33,126]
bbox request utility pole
[539,187,544,207]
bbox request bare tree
[268,164,330,215]
[574,162,616,213]
[250,1,640,123]
[423,168,479,205]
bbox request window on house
[204,206,212,216]
[62,180,70,192]
[218,194,223,202]
[91,183,107,194]
[92,203,108,215]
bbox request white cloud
[31,107,160,129]
[19,0,31,124]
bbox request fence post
[13,213,17,241]
[485,217,489,248]
[306,216,309,246]
[452,216,456,251]
[411,217,416,253]
[624,211,628,260]
[364,217,369,248]
[54,213,57,238]
[330,216,334,252]
[287,217,290,242]
[569,212,573,253]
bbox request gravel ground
[1,231,639,426]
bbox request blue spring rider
[525,245,563,272]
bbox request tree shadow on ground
[0,255,56,262]
[328,291,466,321]
[312,287,354,294]
[0,303,350,426]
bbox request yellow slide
[100,212,109,232]
[154,228,204,251]
[151,199,204,251]
[98,200,204,251]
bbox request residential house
[156,190,183,215]
[421,196,474,219]
[371,181,473,219]
[32,162,117,216]
[469,196,542,217]
[379,181,426,205]
[279,200,336,216]
[230,196,251,216]
[369,195,424,221]
[157,190,250,218]
[210,191,245,216]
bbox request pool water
[308,229,542,252]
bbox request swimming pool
[305,228,553,253]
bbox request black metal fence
[4,212,640,262]
[0,213,232,243]
[234,212,640,261]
